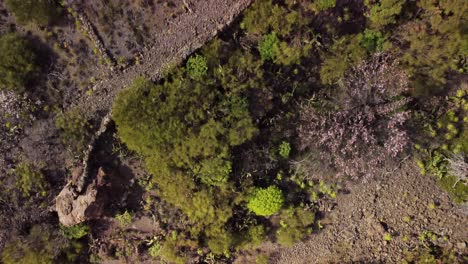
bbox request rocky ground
[272,160,468,263]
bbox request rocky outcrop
[55,167,107,226]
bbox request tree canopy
[0,33,39,91]
[6,0,62,26]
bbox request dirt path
[273,161,468,263]
[16,0,252,181]
[74,0,252,123]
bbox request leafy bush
[360,29,387,52]
[207,230,233,255]
[1,224,66,264]
[11,161,46,197]
[6,0,62,26]
[115,210,132,226]
[319,34,367,85]
[278,141,291,159]
[276,208,315,246]
[55,108,92,154]
[309,0,336,12]
[113,76,256,187]
[236,225,266,250]
[258,32,280,61]
[365,0,404,29]
[247,186,284,216]
[186,54,208,79]
[241,0,301,37]
[0,33,39,91]
[61,223,90,240]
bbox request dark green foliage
[236,225,266,250]
[365,0,404,29]
[309,0,336,12]
[241,0,302,37]
[6,0,62,26]
[0,33,39,91]
[55,108,92,154]
[247,186,284,216]
[113,43,258,253]
[206,230,233,255]
[258,32,280,61]
[319,34,367,85]
[278,141,291,159]
[360,29,387,52]
[276,208,315,246]
[400,0,467,92]
[1,225,66,264]
[113,76,256,187]
[61,223,90,240]
[186,54,208,79]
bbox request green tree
[1,225,65,264]
[308,0,336,12]
[365,0,405,30]
[401,0,467,93]
[247,186,284,216]
[113,63,257,251]
[6,0,62,26]
[0,33,39,91]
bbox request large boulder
[55,167,108,226]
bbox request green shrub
[11,161,46,197]
[401,0,466,92]
[247,186,284,216]
[55,108,92,154]
[115,210,132,226]
[207,230,233,255]
[113,76,256,187]
[61,223,90,240]
[6,0,62,26]
[276,208,315,246]
[258,32,280,61]
[236,224,266,250]
[148,242,162,258]
[360,29,387,52]
[1,225,65,264]
[278,141,292,158]
[241,0,300,37]
[186,54,208,79]
[319,34,367,85]
[0,33,39,91]
[365,0,404,29]
[309,0,336,12]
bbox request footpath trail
[17,0,252,181]
[75,0,252,122]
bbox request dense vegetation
[0,33,39,91]
[0,0,467,263]
[112,0,467,261]
[6,0,62,26]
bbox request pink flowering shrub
[298,54,411,180]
